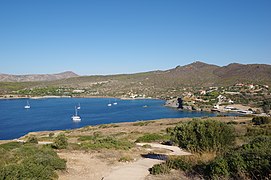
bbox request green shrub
[52,134,68,149]
[207,157,230,179]
[0,142,22,151]
[252,116,271,125]
[246,125,271,136]
[149,157,192,175]
[26,135,38,144]
[49,132,54,138]
[0,143,66,179]
[171,119,235,153]
[149,163,171,175]
[204,135,271,179]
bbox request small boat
[77,103,81,110]
[113,98,118,105]
[71,106,81,122]
[108,99,112,106]
[24,101,31,109]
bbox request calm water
[0,98,217,140]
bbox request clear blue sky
[0,0,270,75]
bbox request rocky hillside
[0,61,270,97]
[0,71,79,82]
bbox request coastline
[0,95,158,100]
[0,116,246,142]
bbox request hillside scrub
[170,119,235,153]
[150,119,271,179]
[79,135,134,150]
[252,116,271,125]
[52,133,68,149]
[205,135,271,179]
[0,142,66,179]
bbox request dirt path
[103,143,191,180]
[136,143,191,156]
[58,151,111,180]
[104,158,163,180]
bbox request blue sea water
[0,98,217,140]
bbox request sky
[0,0,270,75]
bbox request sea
[0,98,218,140]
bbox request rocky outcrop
[165,97,183,109]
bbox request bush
[246,125,271,136]
[0,143,66,179]
[149,163,171,175]
[205,135,271,179]
[252,116,271,125]
[207,157,230,179]
[52,134,68,149]
[149,157,192,175]
[26,135,38,144]
[171,119,235,153]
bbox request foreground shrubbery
[52,133,68,149]
[150,157,192,175]
[252,116,271,125]
[170,119,235,153]
[0,142,66,179]
[206,136,271,179]
[150,119,271,179]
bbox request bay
[0,98,216,140]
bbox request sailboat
[107,99,112,107]
[71,106,81,122]
[77,103,81,110]
[24,100,31,109]
[113,98,118,105]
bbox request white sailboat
[107,99,112,107]
[71,106,81,122]
[24,100,31,109]
[113,99,118,105]
[77,103,81,110]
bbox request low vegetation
[150,118,271,180]
[78,134,134,150]
[52,133,68,149]
[0,142,66,179]
[135,133,170,143]
[169,119,235,153]
[133,121,154,126]
[251,116,271,125]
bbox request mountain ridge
[0,71,79,82]
[0,61,270,87]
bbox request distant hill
[0,62,270,97]
[0,71,79,82]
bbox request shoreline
[0,95,158,100]
[0,116,245,142]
